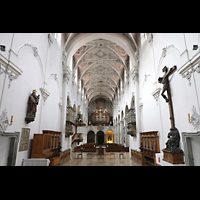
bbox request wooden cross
[158,65,177,128]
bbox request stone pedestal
[162,149,185,164]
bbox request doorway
[87,131,95,143]
[97,131,104,145]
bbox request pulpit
[65,97,76,137]
[127,95,137,137]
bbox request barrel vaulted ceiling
[64,33,139,105]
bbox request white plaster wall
[113,33,200,155]
[0,33,65,165]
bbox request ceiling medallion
[95,50,106,58]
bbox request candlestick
[11,115,13,122]
[188,114,190,120]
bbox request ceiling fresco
[64,33,139,105]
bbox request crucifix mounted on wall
[158,66,184,164]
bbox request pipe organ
[92,106,110,126]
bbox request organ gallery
[92,106,110,126]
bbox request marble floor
[61,152,142,166]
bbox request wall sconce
[0,109,13,132]
[5,115,13,126]
[188,113,194,123]
[188,106,200,130]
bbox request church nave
[0,33,200,166]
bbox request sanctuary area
[0,33,200,166]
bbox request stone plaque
[19,128,30,152]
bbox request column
[124,117,129,147]
[113,124,116,143]
[117,122,120,144]
[132,68,141,150]
[60,65,71,151]
[120,120,124,145]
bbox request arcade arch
[106,130,114,144]
[87,131,95,143]
[96,131,105,145]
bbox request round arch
[106,130,114,144]
[96,131,105,145]
[125,105,129,118]
[87,131,95,143]
[118,114,120,122]
[121,110,124,120]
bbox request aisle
[61,152,142,166]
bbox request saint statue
[25,90,40,124]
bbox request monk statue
[25,90,40,124]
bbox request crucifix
[158,66,176,128]
[158,66,183,154]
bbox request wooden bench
[105,143,129,152]
[74,143,96,152]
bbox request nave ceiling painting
[65,33,139,105]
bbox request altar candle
[188,114,190,120]
[11,115,13,122]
